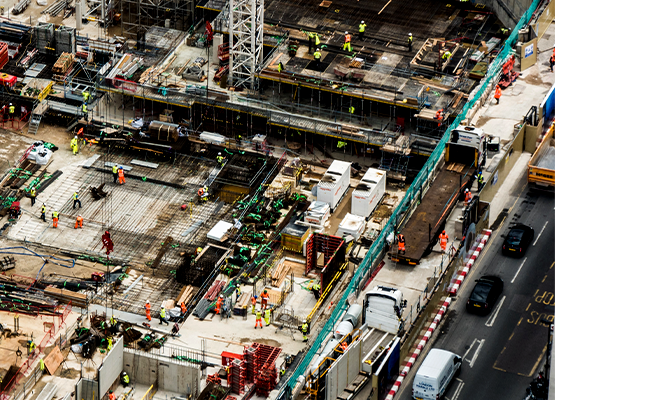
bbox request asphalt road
[397,186,555,400]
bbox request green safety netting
[283,0,543,394]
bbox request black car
[502,224,535,257]
[466,276,504,315]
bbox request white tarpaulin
[207,220,233,241]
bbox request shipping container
[351,168,386,217]
[316,160,351,212]
[335,213,366,240]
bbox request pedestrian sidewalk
[383,19,555,400]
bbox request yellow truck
[528,122,555,189]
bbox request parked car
[502,224,534,257]
[466,276,503,315]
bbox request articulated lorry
[305,286,406,400]
[528,122,555,189]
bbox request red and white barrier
[384,229,493,400]
[449,229,492,295]
[385,296,452,400]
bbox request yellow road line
[550,261,555,270]
[526,344,547,377]
[525,303,531,311]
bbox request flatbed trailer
[389,163,475,265]
[528,122,555,189]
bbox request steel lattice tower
[228,0,263,89]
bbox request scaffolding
[120,0,195,39]
[228,0,263,88]
[380,131,411,180]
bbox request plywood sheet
[43,346,63,375]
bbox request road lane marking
[462,338,479,363]
[508,332,514,340]
[462,339,485,368]
[541,274,547,283]
[493,365,507,372]
[511,257,527,283]
[463,338,477,360]
[485,296,506,327]
[527,344,548,377]
[532,221,548,246]
[450,380,464,400]
[517,317,523,326]
[469,340,484,367]
[550,261,555,270]
[526,303,531,311]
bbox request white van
[412,349,462,400]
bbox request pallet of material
[468,61,488,79]
[349,58,364,68]
[415,108,445,122]
[52,52,73,74]
[445,162,465,173]
[44,286,87,307]
[233,292,251,315]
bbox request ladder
[27,113,43,135]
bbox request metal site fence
[281,0,542,395]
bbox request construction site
[0,0,555,399]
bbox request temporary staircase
[27,113,43,135]
[27,101,49,135]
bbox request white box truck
[412,349,462,400]
[351,168,386,218]
[316,160,352,212]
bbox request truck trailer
[528,122,555,189]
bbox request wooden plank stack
[176,285,195,306]
[52,52,73,74]
[44,286,87,307]
[270,259,291,287]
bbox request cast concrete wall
[123,348,201,397]
[482,0,534,29]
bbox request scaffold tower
[228,0,263,89]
